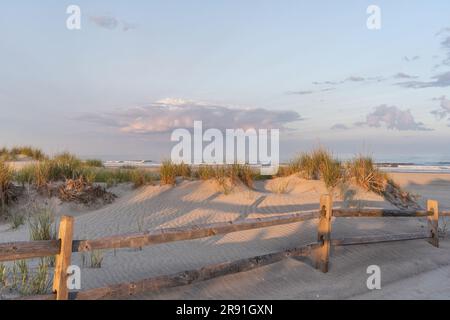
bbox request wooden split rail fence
[0,195,448,300]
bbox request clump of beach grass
[271,179,290,194]
[130,169,154,188]
[346,156,387,194]
[89,250,104,268]
[0,161,17,213]
[280,148,336,180]
[28,206,56,241]
[319,157,343,191]
[84,159,103,168]
[15,152,85,189]
[1,259,51,296]
[175,162,192,179]
[213,166,233,195]
[0,146,47,161]
[0,263,7,288]
[9,211,26,230]
[160,160,177,186]
[229,164,254,189]
[196,165,215,180]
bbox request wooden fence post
[315,194,332,273]
[427,200,439,248]
[53,216,74,300]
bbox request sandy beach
[1,171,449,300]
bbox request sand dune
[0,173,449,299]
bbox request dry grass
[281,148,336,180]
[0,146,47,161]
[347,156,387,194]
[88,250,104,268]
[28,207,56,241]
[196,165,215,180]
[130,169,154,189]
[213,166,233,195]
[0,264,7,288]
[270,179,290,194]
[0,161,17,213]
[160,160,177,186]
[175,162,192,179]
[319,158,343,191]
[232,164,254,189]
[0,259,51,296]
[9,211,26,230]
[84,159,103,168]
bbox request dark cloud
[330,124,350,130]
[77,99,303,134]
[90,16,137,31]
[355,105,432,131]
[396,71,450,88]
[431,96,450,120]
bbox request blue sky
[0,1,449,161]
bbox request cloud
[330,124,350,130]
[77,98,303,134]
[287,87,335,95]
[89,16,119,30]
[312,75,385,86]
[396,71,450,88]
[403,55,420,62]
[435,27,450,67]
[345,76,365,82]
[89,16,137,31]
[287,90,313,95]
[121,21,138,32]
[393,72,418,79]
[355,105,432,131]
[435,27,450,36]
[431,96,450,120]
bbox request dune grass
[280,149,391,194]
[346,156,387,194]
[175,162,192,179]
[84,159,103,168]
[320,158,343,191]
[281,148,336,180]
[0,161,15,212]
[130,169,155,188]
[196,165,215,180]
[0,259,51,296]
[5,146,401,204]
[0,146,47,161]
[28,207,56,241]
[160,160,177,186]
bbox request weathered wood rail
[0,196,448,300]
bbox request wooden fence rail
[0,195,447,300]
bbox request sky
[0,0,450,162]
